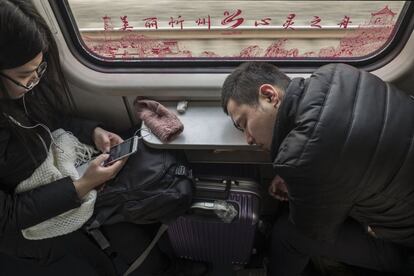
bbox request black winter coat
[271,63,414,247]
[0,98,100,257]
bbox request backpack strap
[85,220,111,252]
[85,220,129,274]
[123,224,169,276]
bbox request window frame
[49,0,414,73]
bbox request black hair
[0,0,73,165]
[221,62,291,114]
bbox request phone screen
[105,138,136,165]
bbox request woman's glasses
[0,61,48,91]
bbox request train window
[60,1,408,65]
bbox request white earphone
[4,112,63,153]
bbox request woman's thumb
[93,154,110,165]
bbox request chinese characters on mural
[196,16,211,30]
[83,6,396,59]
[100,9,359,31]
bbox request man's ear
[259,84,281,106]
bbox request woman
[0,0,168,275]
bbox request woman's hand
[93,127,124,153]
[268,175,289,202]
[73,154,124,198]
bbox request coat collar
[270,77,307,161]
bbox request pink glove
[134,98,184,143]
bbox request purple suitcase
[167,176,261,264]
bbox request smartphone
[103,136,139,166]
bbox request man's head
[221,62,291,151]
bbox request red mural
[239,45,262,58]
[120,16,133,31]
[282,13,296,30]
[325,6,395,58]
[200,51,219,57]
[266,41,299,58]
[84,34,192,58]
[196,16,211,30]
[169,16,185,30]
[143,17,159,30]
[221,9,244,29]
[338,16,352,29]
[254,17,271,27]
[310,16,322,29]
[83,5,397,59]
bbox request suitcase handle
[191,201,238,223]
[194,177,235,199]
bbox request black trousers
[268,212,414,276]
[0,223,168,276]
[101,222,170,276]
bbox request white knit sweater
[15,129,97,240]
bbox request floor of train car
[0,164,404,276]
[207,260,401,276]
[0,253,402,276]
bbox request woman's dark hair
[0,0,73,165]
[221,62,291,114]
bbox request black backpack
[85,136,193,275]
